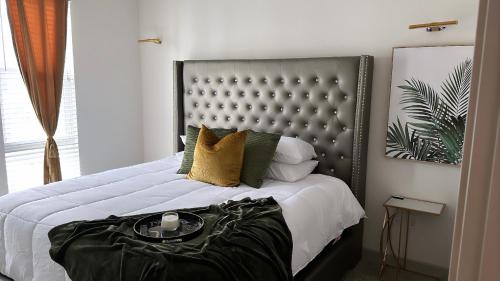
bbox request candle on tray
[161,212,180,231]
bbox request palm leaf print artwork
[386,57,473,165]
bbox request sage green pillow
[240,130,281,188]
[177,125,236,174]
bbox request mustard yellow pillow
[188,125,248,187]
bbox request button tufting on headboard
[173,56,373,207]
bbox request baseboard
[362,249,449,280]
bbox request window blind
[0,1,80,192]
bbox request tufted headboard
[173,56,373,206]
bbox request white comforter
[0,155,364,281]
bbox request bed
[0,56,373,281]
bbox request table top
[384,196,445,215]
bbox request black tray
[133,212,204,243]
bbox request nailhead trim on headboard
[173,57,373,206]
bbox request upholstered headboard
[173,56,373,206]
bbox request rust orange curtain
[6,0,68,184]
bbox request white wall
[71,0,144,175]
[138,0,478,268]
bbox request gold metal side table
[379,196,445,281]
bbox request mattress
[0,154,365,281]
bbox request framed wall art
[386,45,474,165]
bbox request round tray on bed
[133,212,204,243]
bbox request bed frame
[173,56,373,280]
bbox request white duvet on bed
[0,154,364,281]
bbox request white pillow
[174,151,184,162]
[273,136,317,164]
[182,134,317,165]
[265,160,319,182]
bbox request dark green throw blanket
[48,197,293,281]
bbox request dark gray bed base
[173,56,373,280]
[295,224,364,281]
[0,273,12,280]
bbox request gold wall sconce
[409,20,458,32]
[138,38,162,44]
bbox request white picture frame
[385,45,474,165]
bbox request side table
[379,196,445,281]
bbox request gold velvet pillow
[188,125,248,187]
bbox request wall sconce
[409,20,458,32]
[138,38,162,44]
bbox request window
[0,2,80,193]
